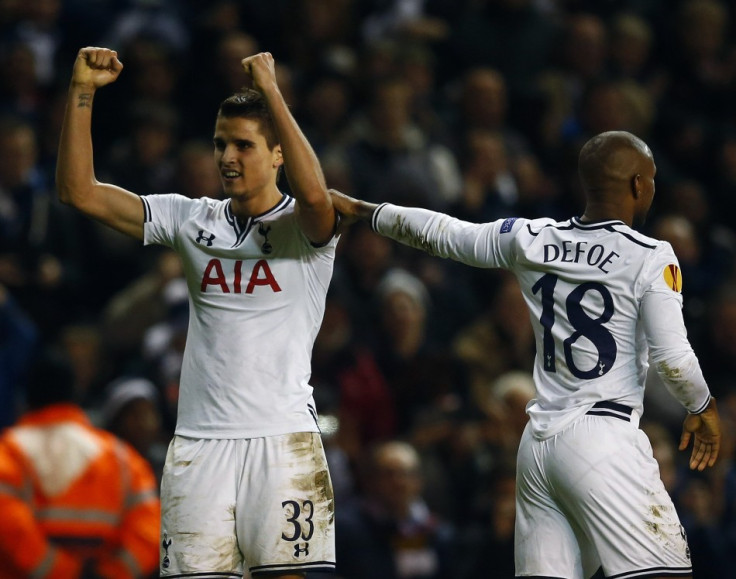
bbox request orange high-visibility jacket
[0,403,160,578]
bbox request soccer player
[56,48,338,578]
[330,130,722,579]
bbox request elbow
[55,170,74,205]
[298,186,332,212]
[56,184,73,206]
[56,183,79,208]
[55,175,93,209]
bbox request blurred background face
[305,77,350,133]
[381,291,425,343]
[565,14,607,78]
[0,124,37,188]
[461,69,507,129]
[652,216,699,264]
[177,143,222,199]
[610,14,651,76]
[110,398,162,456]
[371,443,422,515]
[369,80,412,137]
[216,32,258,92]
[678,0,726,62]
[466,130,507,183]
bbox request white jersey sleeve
[371,203,523,269]
[141,193,195,248]
[640,244,711,414]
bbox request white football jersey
[373,204,711,439]
[143,193,338,438]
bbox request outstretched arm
[242,52,335,244]
[56,47,144,240]
[330,190,513,269]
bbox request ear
[273,145,283,168]
[631,174,642,198]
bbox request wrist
[693,396,716,415]
[357,201,379,221]
[257,81,281,100]
[69,81,97,93]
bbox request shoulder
[144,194,230,222]
[502,216,562,238]
[607,223,663,252]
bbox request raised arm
[56,47,145,240]
[242,53,335,244]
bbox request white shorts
[159,432,335,577]
[515,412,692,579]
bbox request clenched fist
[71,47,123,90]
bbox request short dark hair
[24,348,76,410]
[217,89,279,150]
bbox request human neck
[230,187,282,219]
[580,201,633,227]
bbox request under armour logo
[196,230,216,246]
[162,533,172,569]
[294,542,309,558]
[257,222,272,254]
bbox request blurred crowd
[2,0,736,577]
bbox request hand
[71,47,123,90]
[241,52,277,94]
[329,189,377,232]
[679,397,721,471]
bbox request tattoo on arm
[77,93,92,108]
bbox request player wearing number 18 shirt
[330,131,721,579]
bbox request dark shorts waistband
[586,401,633,422]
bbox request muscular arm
[56,48,144,240]
[641,290,721,470]
[244,53,335,244]
[641,291,711,412]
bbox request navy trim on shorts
[586,401,633,422]
[607,565,692,578]
[160,573,241,578]
[249,561,336,573]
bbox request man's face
[213,116,282,199]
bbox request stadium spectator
[0,114,82,336]
[0,283,37,428]
[334,440,454,579]
[0,348,160,578]
[101,376,168,482]
[324,74,462,210]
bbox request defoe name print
[543,241,620,274]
